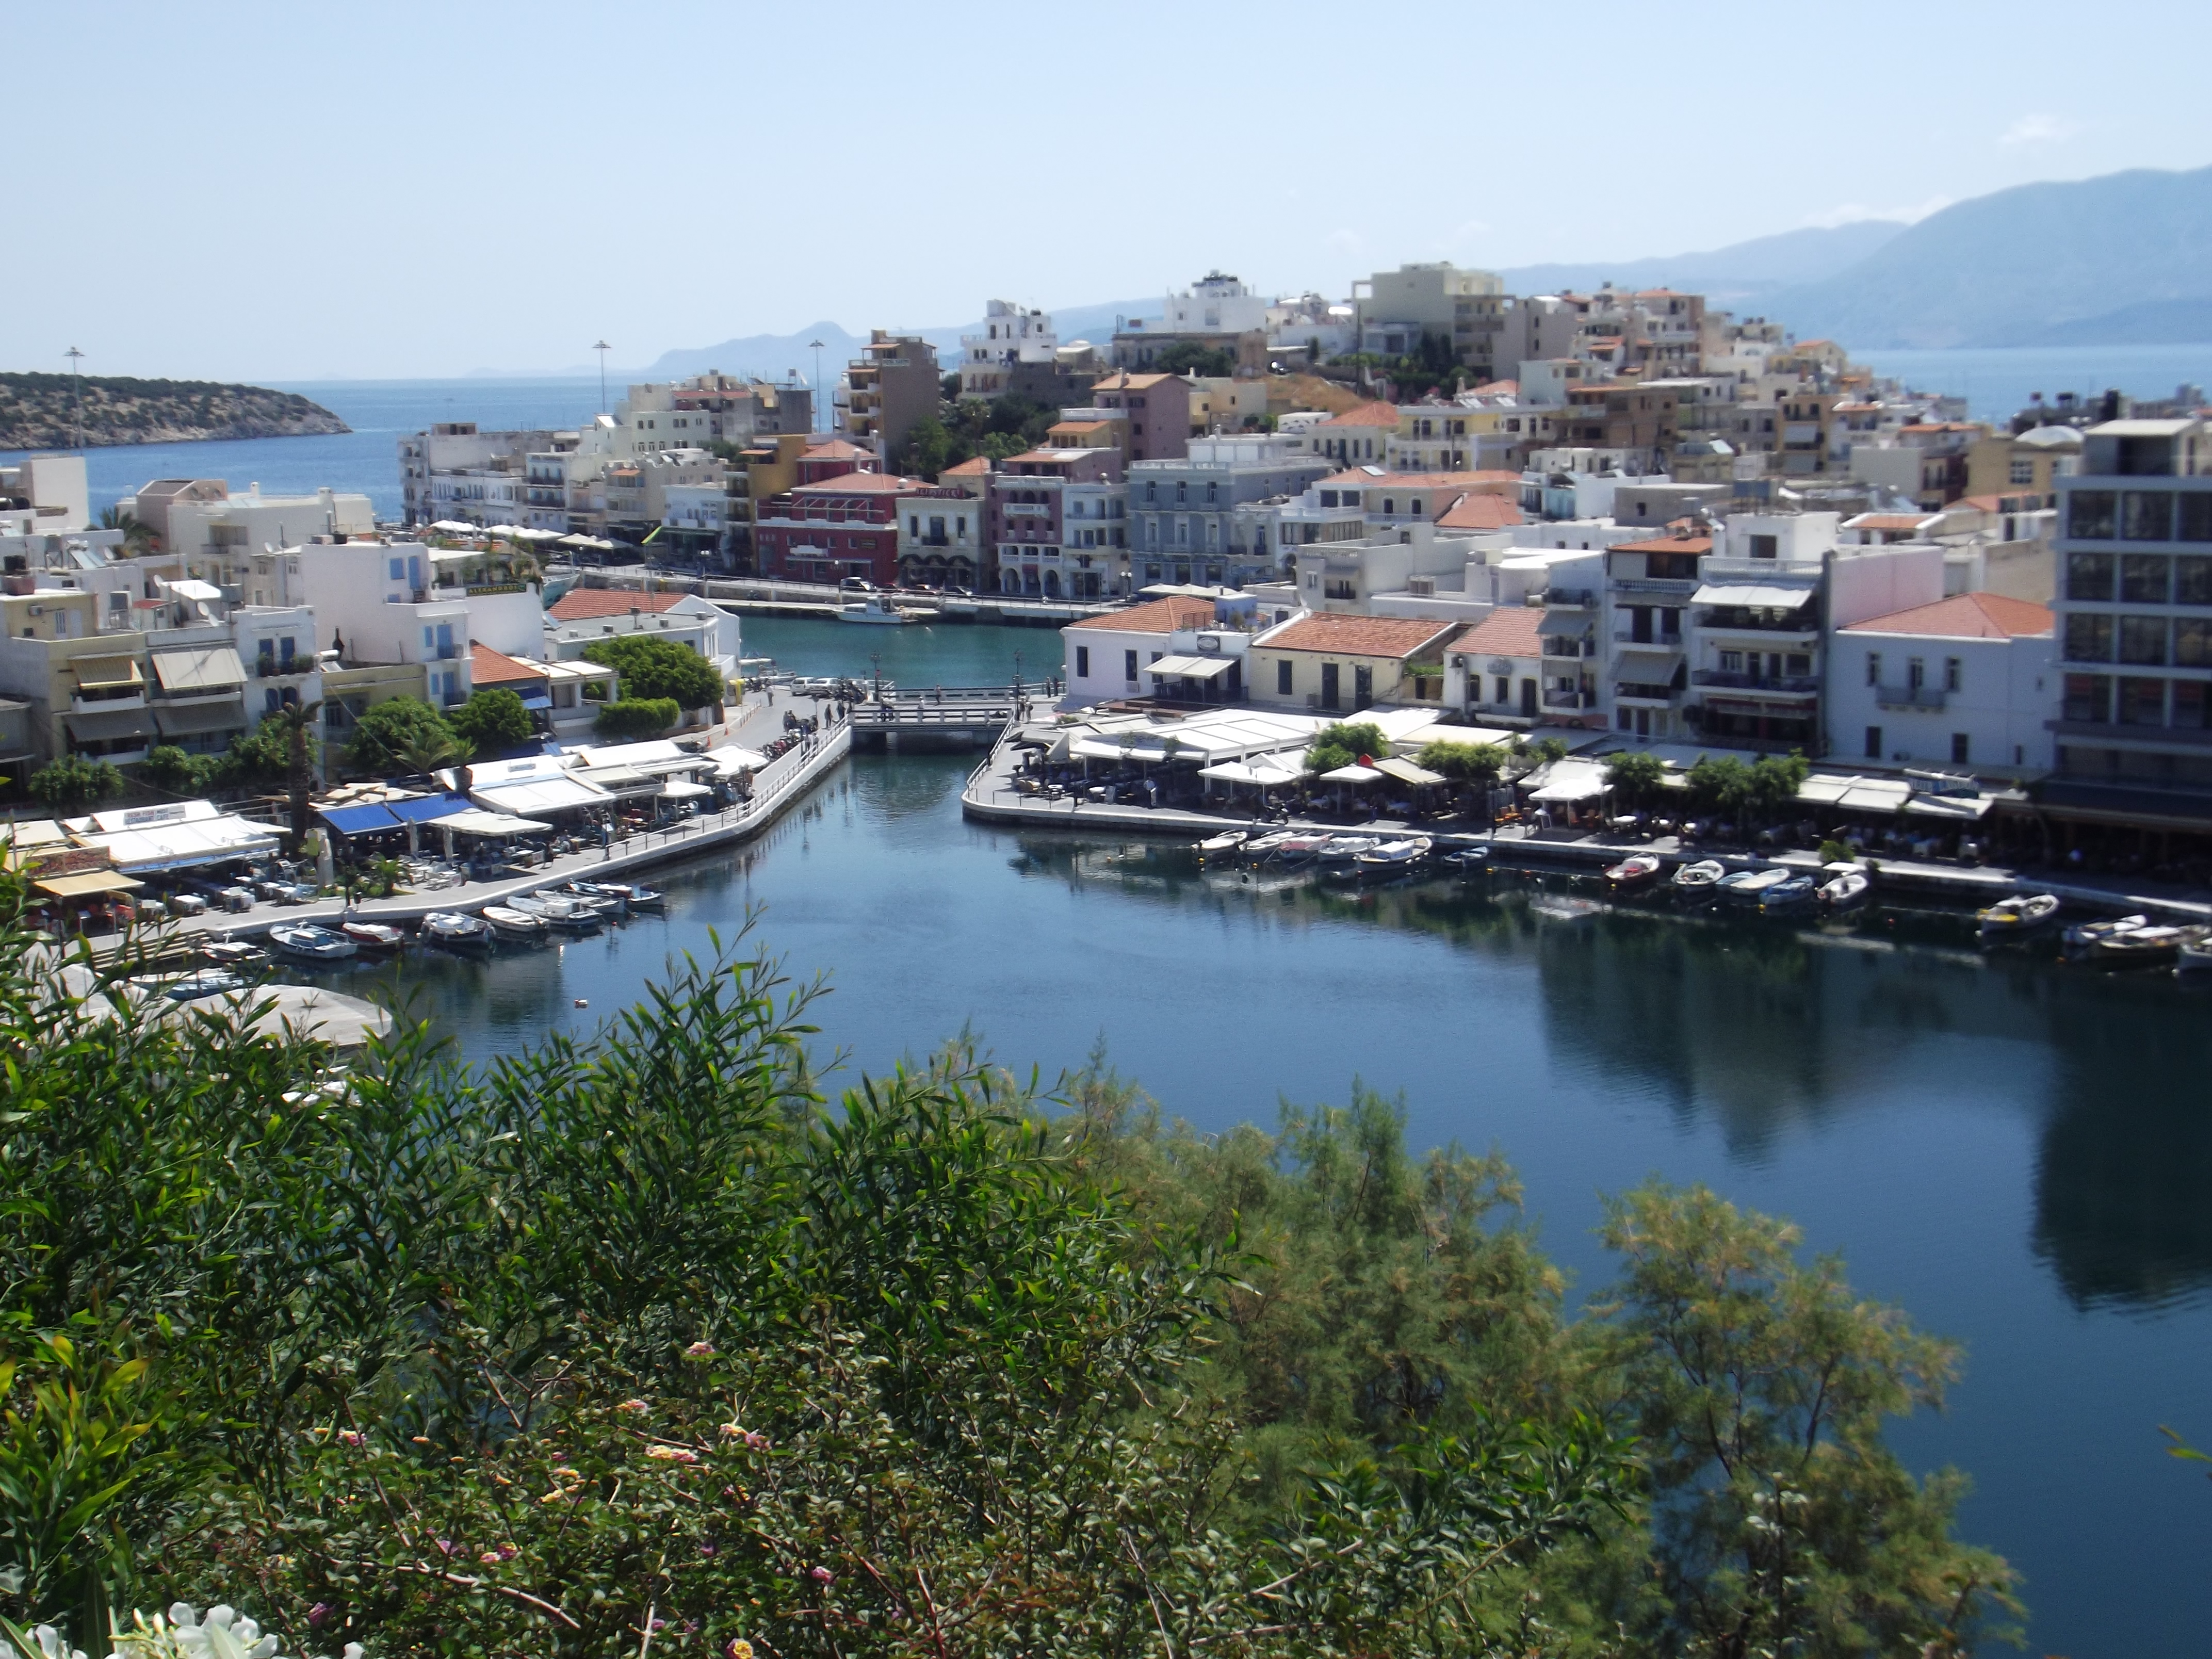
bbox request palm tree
[96,506,157,557]
[267,698,324,850]
[394,730,473,778]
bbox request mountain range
[486,163,2212,380]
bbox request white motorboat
[2087,924,2184,967]
[554,882,626,919]
[1195,830,1249,857]
[1722,867,1791,903]
[1442,845,1489,871]
[2062,914,2149,959]
[1977,893,2060,938]
[340,920,407,953]
[2176,926,2212,973]
[1760,873,1819,911]
[1817,867,1871,910]
[1242,830,1297,858]
[1354,836,1433,870]
[1604,853,1663,887]
[1672,859,1726,892]
[421,911,493,951]
[162,968,247,1002]
[1272,833,1333,861]
[591,881,665,910]
[199,937,269,969]
[269,924,357,962]
[836,594,919,625]
[480,905,545,941]
[510,891,603,933]
[1317,836,1378,864]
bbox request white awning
[152,645,248,693]
[1693,583,1816,609]
[64,706,158,743]
[709,746,771,774]
[1527,758,1610,803]
[153,700,249,738]
[1537,610,1591,637]
[658,779,714,800]
[427,808,552,837]
[470,776,610,816]
[1613,649,1683,679]
[1321,763,1384,783]
[165,579,224,602]
[84,814,280,872]
[1373,756,1445,787]
[1199,758,1303,785]
[1147,654,1236,680]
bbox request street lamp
[64,346,85,452]
[593,339,611,417]
[870,650,882,700]
[808,339,826,433]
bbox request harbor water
[294,619,2212,1659]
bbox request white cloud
[1800,196,1953,230]
[1999,112,2082,146]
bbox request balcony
[1541,587,1596,608]
[1693,669,1819,696]
[1612,631,1684,649]
[1698,617,1818,641]
[1543,688,1593,709]
[1541,639,1592,658]
[1875,684,1947,710]
[254,658,311,678]
[1614,683,1683,707]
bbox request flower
[539,1487,574,1504]
[336,1429,365,1446]
[479,1551,502,1565]
[810,1565,835,1585]
[497,1544,516,1560]
[551,1466,581,1479]
[718,1423,769,1449]
[307,1604,332,1631]
[644,1444,700,1463]
[617,1397,650,1414]
[684,1340,715,1358]
[725,1640,755,1659]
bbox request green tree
[1521,735,1570,767]
[340,695,463,776]
[593,696,679,739]
[447,687,534,755]
[25,756,122,809]
[392,727,473,777]
[1747,750,1812,822]
[1604,749,1668,806]
[1307,721,1391,775]
[1685,753,1751,815]
[1157,343,1235,377]
[1418,739,1510,785]
[134,745,215,795]
[580,636,725,710]
[1594,1184,2023,1656]
[268,700,324,849]
[95,506,157,557]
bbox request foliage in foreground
[0,878,2019,1656]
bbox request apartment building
[1112,272,1273,373]
[987,447,1123,598]
[1091,373,1192,463]
[960,300,1059,399]
[1830,594,2056,773]
[1353,262,1508,378]
[836,331,941,462]
[752,471,967,587]
[130,481,375,597]
[398,424,561,528]
[1125,436,1330,589]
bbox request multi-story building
[1112,272,1273,372]
[398,424,563,528]
[1353,262,1508,378]
[1829,593,2056,773]
[893,486,986,592]
[2047,416,2212,812]
[1965,423,2082,499]
[836,331,941,462]
[986,448,1123,598]
[128,480,377,599]
[1125,436,1331,589]
[1248,611,1458,714]
[1060,594,1221,707]
[959,300,1058,398]
[751,471,967,587]
[619,374,810,453]
[1090,372,1192,463]
[1310,400,1396,465]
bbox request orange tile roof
[1319,399,1400,428]
[1066,595,1216,634]
[1450,607,1543,657]
[1435,493,1523,531]
[469,642,549,686]
[1840,593,2053,640]
[548,589,690,622]
[1094,371,1178,391]
[802,439,871,460]
[1851,513,1937,531]
[1261,612,1458,657]
[790,472,931,495]
[940,456,990,476]
[1613,533,1712,555]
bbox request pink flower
[497,1544,516,1560]
[684,1341,715,1358]
[479,1551,501,1566]
[645,1444,700,1463]
[336,1430,364,1446]
[810,1566,835,1585]
[617,1398,650,1414]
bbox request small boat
[340,921,407,953]
[1354,836,1433,870]
[421,911,493,952]
[2177,926,2212,973]
[1760,873,1818,911]
[1604,853,1663,887]
[569,879,659,913]
[554,882,626,919]
[1242,830,1297,858]
[510,891,603,933]
[199,937,269,969]
[1272,833,1333,861]
[1672,859,1726,891]
[1977,893,2060,938]
[1195,830,1249,857]
[1723,868,1791,903]
[161,967,246,1002]
[2087,924,2184,967]
[269,924,357,962]
[1317,836,1378,865]
[2062,914,2149,959]
[480,905,545,941]
[836,594,918,625]
[1442,846,1489,871]
[1817,868,1871,910]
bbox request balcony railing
[1614,682,1681,704]
[255,659,308,678]
[1692,669,1819,695]
[1541,587,1596,607]
[1543,688,1592,708]
[1876,684,1947,710]
[1612,630,1684,647]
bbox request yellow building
[1249,612,1458,712]
[1965,425,2083,501]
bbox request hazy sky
[9,0,2209,382]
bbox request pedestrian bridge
[847,686,1046,749]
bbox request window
[1277,659,1293,695]
[1720,649,1744,673]
[1381,498,1395,515]
[2121,554,2171,603]
[1123,649,1137,682]
[1944,657,1962,692]
[1205,482,1217,504]
[1075,645,1089,678]
[2065,613,2113,662]
[1145,482,1157,502]
[2174,679,2210,729]
[1865,650,1881,686]
[2119,615,2169,665]
[1907,656,1925,689]
[2068,491,2117,539]
[2121,491,2174,541]
[389,558,405,580]
[2178,495,2212,542]
[1749,533,1778,559]
[1354,665,1373,705]
[1948,733,1969,763]
[2175,556,2212,604]
[2066,551,2116,601]
[2062,673,2111,722]
[1176,482,1187,503]
[2009,458,2035,486]
[1864,725,1883,760]
[2119,676,2167,725]
[2175,618,2211,667]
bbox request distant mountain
[639,321,866,383]
[1970,296,2212,348]
[1493,220,1908,304]
[0,372,346,449]
[1773,166,2212,349]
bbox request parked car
[838,577,879,593]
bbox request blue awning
[516,692,552,710]
[320,803,401,835]
[385,793,471,823]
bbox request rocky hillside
[0,372,348,449]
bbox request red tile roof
[469,642,549,686]
[1450,606,1543,657]
[1613,533,1713,555]
[1840,593,2053,640]
[1261,612,1458,657]
[803,439,871,460]
[1435,493,1523,531]
[790,472,931,495]
[1851,513,1937,531]
[1066,595,1216,634]
[548,589,690,622]
[1319,400,1400,428]
[940,456,990,475]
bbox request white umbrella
[1321,763,1385,784]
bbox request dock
[571,572,1120,628]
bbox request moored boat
[837,594,918,625]
[2176,926,2212,973]
[1442,846,1489,871]
[1195,830,1249,857]
[162,967,246,1001]
[1604,853,1663,887]
[1721,867,1790,902]
[199,937,269,969]
[1672,858,1726,892]
[2086,924,2184,967]
[1272,833,1333,861]
[1242,829,1296,858]
[421,911,493,951]
[1354,835,1433,871]
[1317,835,1378,865]
[509,892,603,933]
[1760,873,1818,911]
[2062,914,2149,960]
[480,905,545,941]
[1817,867,1871,910]
[555,882,626,919]
[1977,893,2060,938]
[340,920,406,953]
[269,924,357,962]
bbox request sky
[7,0,2211,383]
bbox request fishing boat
[1672,858,1726,892]
[480,905,545,941]
[2086,924,2184,967]
[1271,833,1333,862]
[554,882,627,919]
[1354,835,1433,871]
[421,911,493,952]
[268,924,357,962]
[1816,866,1871,910]
[1442,846,1489,871]
[1717,867,1785,902]
[1760,873,1818,912]
[1317,835,1378,865]
[161,968,247,1002]
[1976,893,2060,938]
[1195,829,1249,857]
[199,937,269,969]
[509,891,603,933]
[1604,853,1663,887]
[1242,829,1296,858]
[2177,926,2212,973]
[601,882,666,910]
[2062,914,2149,960]
[340,920,406,953]
[836,594,919,625]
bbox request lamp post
[808,339,825,433]
[593,340,611,417]
[64,346,85,452]
[870,650,882,701]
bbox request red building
[752,471,968,586]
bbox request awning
[36,870,144,899]
[470,777,608,815]
[1613,649,1683,679]
[427,808,552,837]
[1906,794,1995,821]
[86,815,280,872]
[154,700,249,738]
[1321,763,1385,783]
[1147,654,1236,680]
[1527,758,1610,803]
[1199,758,1303,786]
[1373,756,1445,788]
[429,519,478,533]
[65,707,159,743]
[320,802,403,835]
[166,579,224,603]
[516,692,552,710]
[658,779,713,800]
[1692,583,1815,609]
[710,747,770,774]
[73,656,143,691]
[385,793,471,824]
[1537,611,1591,637]
[151,646,247,692]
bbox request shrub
[593,696,679,739]
[343,695,463,775]
[136,744,214,794]
[580,635,724,710]
[447,687,534,753]
[26,755,123,808]
[1306,721,1391,775]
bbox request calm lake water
[284,616,2212,1658]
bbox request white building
[1829,593,2057,773]
[959,300,1059,398]
[129,480,375,598]
[1060,593,1226,707]
[398,424,563,529]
